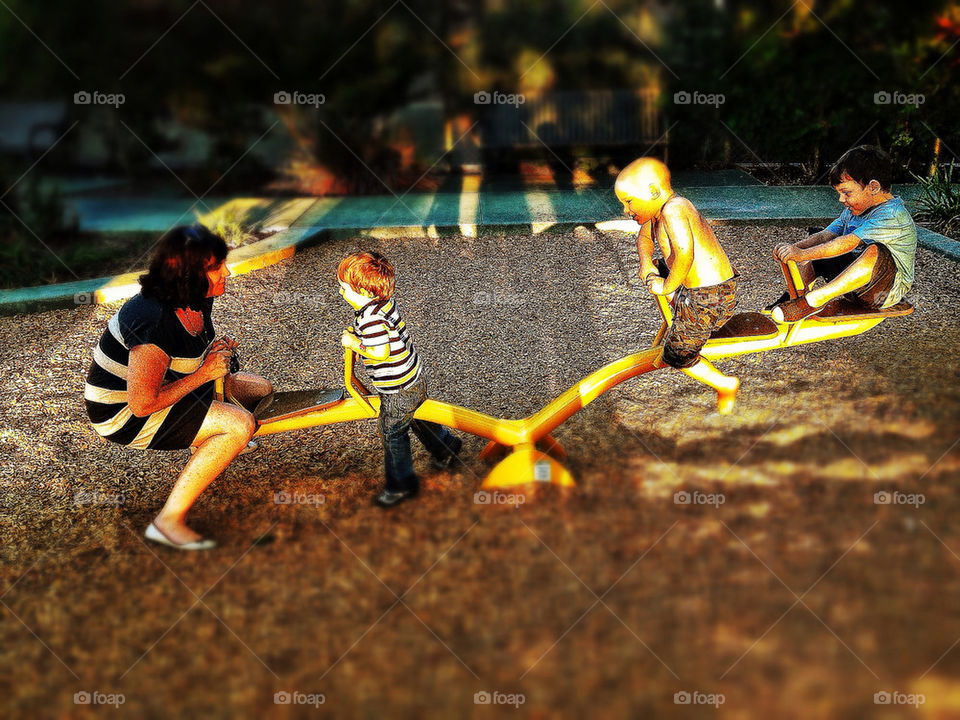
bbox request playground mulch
[1,224,959,718]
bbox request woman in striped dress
[85,225,272,550]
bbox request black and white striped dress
[84,294,216,450]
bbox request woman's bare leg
[224,372,274,412]
[153,401,255,544]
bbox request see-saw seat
[254,388,346,424]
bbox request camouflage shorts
[663,276,738,369]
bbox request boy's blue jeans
[378,376,457,492]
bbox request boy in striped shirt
[338,251,463,507]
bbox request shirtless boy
[615,157,740,414]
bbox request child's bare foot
[716,377,740,415]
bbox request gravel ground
[1,225,959,718]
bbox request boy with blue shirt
[769,145,917,322]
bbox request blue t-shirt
[825,196,916,307]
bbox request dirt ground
[1,225,959,719]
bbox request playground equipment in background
[232,260,913,492]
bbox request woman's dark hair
[827,145,894,191]
[139,225,228,307]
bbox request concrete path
[3,181,955,314]
[65,183,929,232]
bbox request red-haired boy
[338,251,463,507]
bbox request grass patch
[0,231,160,289]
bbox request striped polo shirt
[354,297,421,393]
[84,294,216,449]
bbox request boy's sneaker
[772,296,823,323]
[763,290,791,313]
[375,487,418,508]
[432,436,463,470]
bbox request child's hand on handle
[644,272,666,296]
[341,330,361,352]
[774,243,803,263]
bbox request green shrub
[912,161,960,236]
[206,211,256,249]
